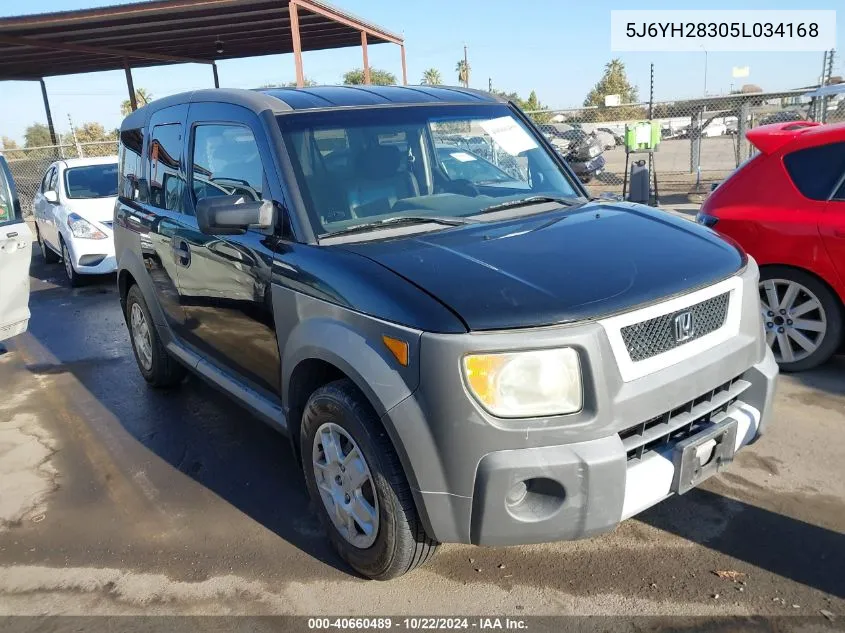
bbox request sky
[1,0,843,144]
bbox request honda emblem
[674,311,695,342]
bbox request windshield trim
[63,163,119,200]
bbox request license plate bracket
[671,418,738,495]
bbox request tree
[421,68,442,85]
[342,68,396,86]
[260,78,318,88]
[120,88,153,117]
[61,123,117,151]
[24,123,54,148]
[740,84,762,93]
[491,88,552,123]
[455,59,470,87]
[582,59,644,122]
[0,136,24,160]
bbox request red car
[698,121,845,371]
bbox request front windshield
[64,164,119,199]
[278,105,581,238]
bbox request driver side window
[190,124,266,206]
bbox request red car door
[819,189,845,293]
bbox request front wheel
[301,379,438,580]
[61,239,82,287]
[759,266,843,372]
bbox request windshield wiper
[475,195,578,215]
[323,215,477,239]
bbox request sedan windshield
[278,105,582,238]
[64,163,119,199]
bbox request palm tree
[455,60,470,88]
[421,68,442,86]
[120,88,153,116]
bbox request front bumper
[65,231,117,274]
[384,262,778,545]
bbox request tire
[125,284,186,388]
[36,226,60,264]
[61,238,82,287]
[759,266,843,372]
[301,379,438,580]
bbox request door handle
[172,240,191,266]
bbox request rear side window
[119,128,144,202]
[148,124,185,212]
[783,142,845,201]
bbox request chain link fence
[525,91,845,201]
[0,141,118,215]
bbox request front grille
[620,374,748,462]
[621,292,730,362]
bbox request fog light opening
[505,477,566,522]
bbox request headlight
[462,348,582,418]
[67,213,107,239]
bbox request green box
[624,121,660,151]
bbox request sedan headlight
[67,213,107,239]
[462,348,582,418]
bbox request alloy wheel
[130,303,154,371]
[62,243,74,281]
[312,422,379,548]
[759,278,827,364]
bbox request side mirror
[43,190,58,204]
[196,194,275,236]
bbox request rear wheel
[301,379,438,580]
[126,284,186,388]
[36,226,59,264]
[759,266,843,372]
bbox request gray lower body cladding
[384,261,778,545]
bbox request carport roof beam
[0,0,404,81]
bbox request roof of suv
[121,86,506,130]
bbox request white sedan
[32,156,118,286]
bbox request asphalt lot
[0,243,844,617]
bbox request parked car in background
[0,156,32,344]
[115,86,776,581]
[758,110,805,126]
[32,156,119,286]
[537,124,606,182]
[595,127,623,149]
[698,121,845,371]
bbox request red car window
[783,141,845,200]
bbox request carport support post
[361,32,370,84]
[124,60,137,111]
[290,0,305,88]
[39,78,58,147]
[400,44,407,85]
[212,62,220,88]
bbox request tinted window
[148,124,184,212]
[783,142,845,200]
[191,124,265,204]
[119,128,144,202]
[64,164,119,199]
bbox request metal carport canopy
[0,0,406,142]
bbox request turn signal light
[382,335,409,367]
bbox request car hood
[340,202,745,331]
[64,197,117,225]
